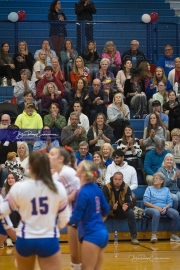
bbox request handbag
[133,206,144,219]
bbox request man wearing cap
[36,66,68,115]
[121,40,146,68]
[15,103,43,129]
[15,103,43,151]
[105,149,138,208]
[61,112,87,151]
[144,100,169,130]
[36,66,64,99]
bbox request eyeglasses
[158,84,165,87]
[1,119,9,122]
[93,84,101,87]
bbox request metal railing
[0,20,179,62]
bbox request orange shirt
[70,71,91,89]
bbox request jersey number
[95,196,100,213]
[31,197,49,215]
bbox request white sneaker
[6,238,14,247]
[170,234,180,242]
[150,234,158,243]
[11,79,16,86]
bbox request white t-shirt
[31,61,45,83]
[0,179,70,238]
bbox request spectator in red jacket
[36,66,68,115]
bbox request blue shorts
[83,229,109,248]
[15,237,60,257]
[0,220,7,236]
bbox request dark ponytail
[29,151,58,193]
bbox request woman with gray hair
[14,68,36,106]
[41,82,62,112]
[158,153,180,210]
[143,171,180,243]
[96,58,115,103]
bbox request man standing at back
[75,0,96,54]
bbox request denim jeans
[171,192,180,210]
[145,207,179,234]
[113,208,137,238]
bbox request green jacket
[44,113,66,129]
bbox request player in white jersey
[0,151,70,270]
[0,195,16,248]
[49,146,81,270]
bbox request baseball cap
[152,100,161,106]
[25,103,34,108]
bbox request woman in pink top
[102,41,121,76]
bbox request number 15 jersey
[0,179,70,239]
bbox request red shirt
[36,75,65,99]
[175,69,180,83]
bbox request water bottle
[1,77,7,87]
[114,247,118,258]
[114,231,118,246]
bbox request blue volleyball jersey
[69,182,110,239]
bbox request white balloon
[8,12,18,22]
[141,14,151,24]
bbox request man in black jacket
[75,0,96,54]
[89,78,108,124]
[103,171,139,245]
[121,40,146,68]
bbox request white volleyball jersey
[53,165,80,195]
[0,195,13,230]
[0,179,70,239]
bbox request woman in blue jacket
[68,160,110,270]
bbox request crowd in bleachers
[1,1,180,247]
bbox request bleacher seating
[0,0,179,62]
[0,86,14,102]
